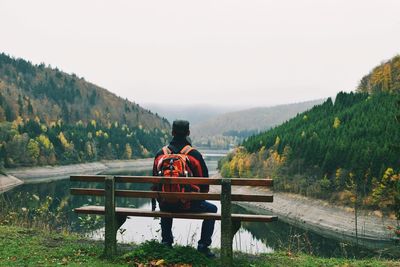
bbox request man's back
[151,120,216,257]
[153,135,209,192]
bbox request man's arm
[152,150,163,176]
[151,150,163,211]
[189,150,209,192]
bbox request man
[152,120,217,257]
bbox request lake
[0,150,392,258]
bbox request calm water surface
[2,150,396,258]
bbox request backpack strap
[162,146,172,155]
[180,145,194,155]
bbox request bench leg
[104,176,117,258]
[221,178,233,266]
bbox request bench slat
[74,206,278,223]
[70,175,273,187]
[70,175,106,182]
[115,176,273,187]
[70,188,273,202]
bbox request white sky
[1,0,399,107]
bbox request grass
[0,225,399,267]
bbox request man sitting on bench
[152,120,217,258]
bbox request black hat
[172,120,190,135]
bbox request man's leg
[190,201,218,249]
[159,204,176,246]
[160,217,174,246]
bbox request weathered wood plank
[70,188,274,202]
[115,176,273,187]
[221,178,233,266]
[71,188,104,196]
[74,206,278,222]
[104,176,117,258]
[70,175,106,182]
[70,175,273,186]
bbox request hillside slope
[0,53,169,130]
[220,91,400,216]
[0,53,170,168]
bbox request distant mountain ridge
[0,53,170,131]
[191,99,324,148]
[143,103,243,125]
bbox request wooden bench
[70,175,277,266]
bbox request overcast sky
[1,0,399,107]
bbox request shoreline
[2,158,153,186]
[0,174,24,193]
[209,176,398,248]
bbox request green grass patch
[0,225,399,266]
[123,240,213,266]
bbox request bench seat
[75,205,278,223]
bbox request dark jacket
[152,136,209,193]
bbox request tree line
[0,116,169,168]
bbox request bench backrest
[70,175,273,203]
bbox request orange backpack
[154,145,200,209]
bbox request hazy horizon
[1,0,399,107]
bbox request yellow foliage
[58,132,71,150]
[271,151,281,163]
[85,142,94,158]
[90,120,97,128]
[383,168,394,182]
[382,63,392,92]
[37,134,54,151]
[333,117,341,129]
[274,136,280,146]
[237,158,245,177]
[27,139,40,159]
[12,116,24,129]
[124,143,133,159]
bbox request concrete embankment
[210,175,398,248]
[4,158,154,185]
[0,174,24,193]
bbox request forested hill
[0,53,169,130]
[220,91,400,217]
[0,53,170,168]
[220,53,400,218]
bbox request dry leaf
[155,259,165,266]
